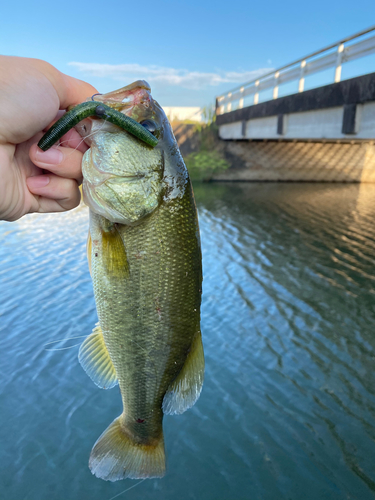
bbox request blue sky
[2,0,375,107]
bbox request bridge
[213,27,375,182]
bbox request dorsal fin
[78,324,118,389]
[162,331,204,415]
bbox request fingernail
[27,175,50,188]
[35,147,63,165]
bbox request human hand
[0,56,98,221]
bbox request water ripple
[2,184,375,499]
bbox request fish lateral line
[37,101,158,151]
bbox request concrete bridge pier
[215,74,375,182]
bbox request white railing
[216,26,375,115]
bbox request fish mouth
[75,80,162,150]
[77,81,155,146]
[89,80,152,115]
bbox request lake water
[1,182,375,500]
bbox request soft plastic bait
[37,101,158,151]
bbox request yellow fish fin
[101,224,129,278]
[86,231,92,277]
[162,331,205,415]
[89,415,166,480]
[78,323,118,390]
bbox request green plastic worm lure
[37,101,158,151]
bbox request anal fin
[78,323,118,389]
[162,331,204,415]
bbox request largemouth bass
[76,81,204,481]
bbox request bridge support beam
[217,73,375,141]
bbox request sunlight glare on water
[1,183,375,500]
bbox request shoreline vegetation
[171,109,229,182]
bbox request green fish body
[77,82,204,481]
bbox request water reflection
[1,183,375,499]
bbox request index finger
[30,58,98,109]
[57,128,88,153]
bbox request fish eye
[140,120,158,135]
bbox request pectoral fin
[162,331,204,415]
[101,224,129,278]
[87,231,92,276]
[78,324,118,389]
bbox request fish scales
[91,184,201,442]
[77,80,204,481]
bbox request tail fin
[89,415,166,481]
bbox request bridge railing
[216,26,375,115]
